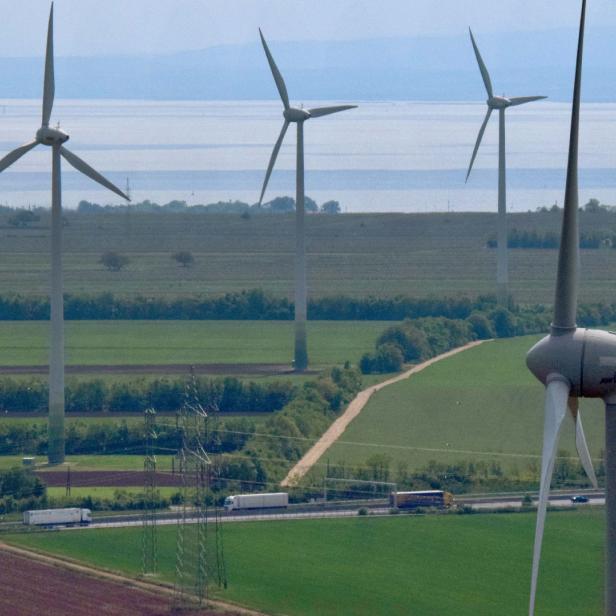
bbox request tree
[467,313,495,340]
[266,196,295,213]
[99,252,130,272]
[321,200,341,214]
[583,198,603,213]
[172,251,194,268]
[304,196,318,213]
[8,210,39,228]
[163,200,188,212]
[489,307,517,338]
[77,200,102,213]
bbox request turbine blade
[258,120,289,205]
[529,377,569,616]
[466,108,492,182]
[552,0,586,331]
[60,147,130,201]
[508,96,547,107]
[469,28,493,98]
[0,141,38,173]
[568,397,598,488]
[42,3,55,127]
[259,29,290,110]
[307,105,357,118]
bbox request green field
[3,210,616,303]
[0,455,174,472]
[46,486,180,499]
[325,336,605,472]
[0,320,386,368]
[6,509,604,615]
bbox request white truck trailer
[224,492,288,512]
[23,508,92,526]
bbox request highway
[83,488,606,529]
[0,489,603,533]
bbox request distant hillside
[1,27,616,101]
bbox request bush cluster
[0,468,46,514]
[325,454,601,499]
[487,228,616,250]
[359,303,566,374]
[0,376,296,414]
[213,366,363,490]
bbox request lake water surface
[0,99,614,212]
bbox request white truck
[224,492,288,512]
[23,508,92,526]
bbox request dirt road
[280,340,487,486]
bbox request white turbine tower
[525,1,615,614]
[466,29,546,305]
[258,29,356,372]
[0,3,129,464]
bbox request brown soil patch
[0,363,314,376]
[36,470,186,487]
[0,544,246,616]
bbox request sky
[1,0,615,57]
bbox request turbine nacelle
[283,107,311,123]
[36,126,69,146]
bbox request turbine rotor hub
[488,96,510,109]
[526,329,584,395]
[527,327,616,399]
[283,107,311,122]
[36,126,69,146]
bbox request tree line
[76,196,342,215]
[487,228,616,249]
[0,289,494,321]
[0,376,295,414]
[0,288,611,323]
[323,453,601,500]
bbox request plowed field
[0,548,232,616]
[36,470,187,487]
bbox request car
[570,495,589,504]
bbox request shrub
[99,251,130,272]
[377,322,429,362]
[146,378,183,412]
[172,251,195,267]
[66,380,106,412]
[8,210,39,228]
[0,378,47,412]
[489,307,518,338]
[108,381,147,412]
[467,312,495,339]
[360,343,404,374]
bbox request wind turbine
[0,3,129,465]
[258,29,356,372]
[466,28,546,305]
[526,1,614,613]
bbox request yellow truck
[390,490,453,510]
